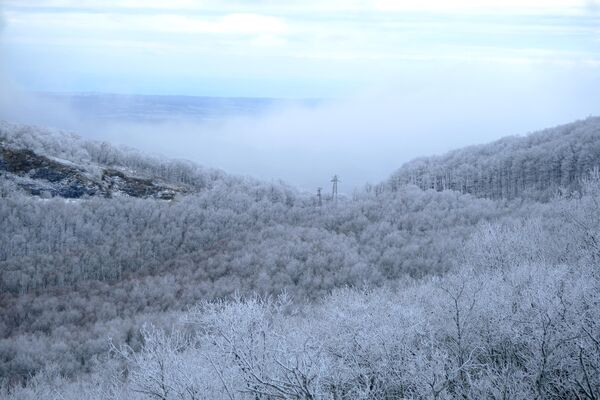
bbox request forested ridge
[1,118,600,399]
[388,116,600,200]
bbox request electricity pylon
[331,175,340,203]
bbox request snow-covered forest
[1,117,600,399]
[389,118,600,200]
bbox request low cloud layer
[63,64,598,192]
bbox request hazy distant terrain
[40,93,318,124]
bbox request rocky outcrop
[0,146,102,198]
[0,144,186,200]
[102,169,178,200]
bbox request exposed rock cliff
[0,143,186,199]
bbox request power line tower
[331,175,340,203]
[317,187,322,206]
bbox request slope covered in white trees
[0,118,599,399]
[4,178,600,399]
[387,116,600,200]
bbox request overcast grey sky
[1,1,600,190]
[2,0,600,97]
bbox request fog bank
[84,65,600,191]
[1,62,599,191]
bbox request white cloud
[126,13,288,36]
[5,0,197,8]
[251,34,287,48]
[211,14,288,35]
[6,0,597,15]
[5,11,288,36]
[2,0,599,97]
[374,0,596,14]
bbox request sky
[1,0,600,190]
[2,0,600,96]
